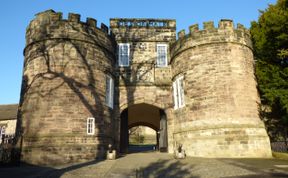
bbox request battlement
[33,10,110,32]
[172,19,252,59]
[25,10,115,55]
[177,19,249,39]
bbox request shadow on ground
[136,159,197,178]
[2,155,288,178]
[0,159,103,178]
[219,158,288,178]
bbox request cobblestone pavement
[1,152,288,178]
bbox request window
[0,126,5,135]
[173,76,185,109]
[87,117,95,135]
[105,75,114,108]
[0,126,6,143]
[0,127,3,143]
[156,44,168,67]
[118,43,130,66]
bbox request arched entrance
[120,103,167,153]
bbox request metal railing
[0,134,18,165]
[271,141,288,153]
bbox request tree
[251,0,288,147]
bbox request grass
[129,135,156,145]
[272,151,288,160]
[129,144,156,146]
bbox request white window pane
[110,78,114,108]
[105,75,114,108]
[177,79,181,107]
[179,78,185,107]
[174,76,185,110]
[87,118,95,135]
[173,81,178,109]
[119,44,129,66]
[157,45,167,67]
[105,76,110,105]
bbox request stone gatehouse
[16,9,272,165]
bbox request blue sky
[0,0,277,104]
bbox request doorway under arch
[120,103,167,153]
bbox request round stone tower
[170,20,271,157]
[18,10,116,165]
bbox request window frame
[105,75,114,108]
[156,44,168,67]
[118,43,130,67]
[87,117,95,135]
[173,76,185,109]
[0,126,4,139]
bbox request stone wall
[18,10,116,165]
[18,10,272,165]
[110,18,176,149]
[110,18,176,87]
[170,20,271,157]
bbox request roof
[0,104,18,121]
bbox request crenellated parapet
[25,10,115,55]
[170,19,252,60]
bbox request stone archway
[119,97,165,114]
[119,103,168,153]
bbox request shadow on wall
[15,11,116,165]
[14,10,175,165]
[114,19,175,153]
[117,22,174,107]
